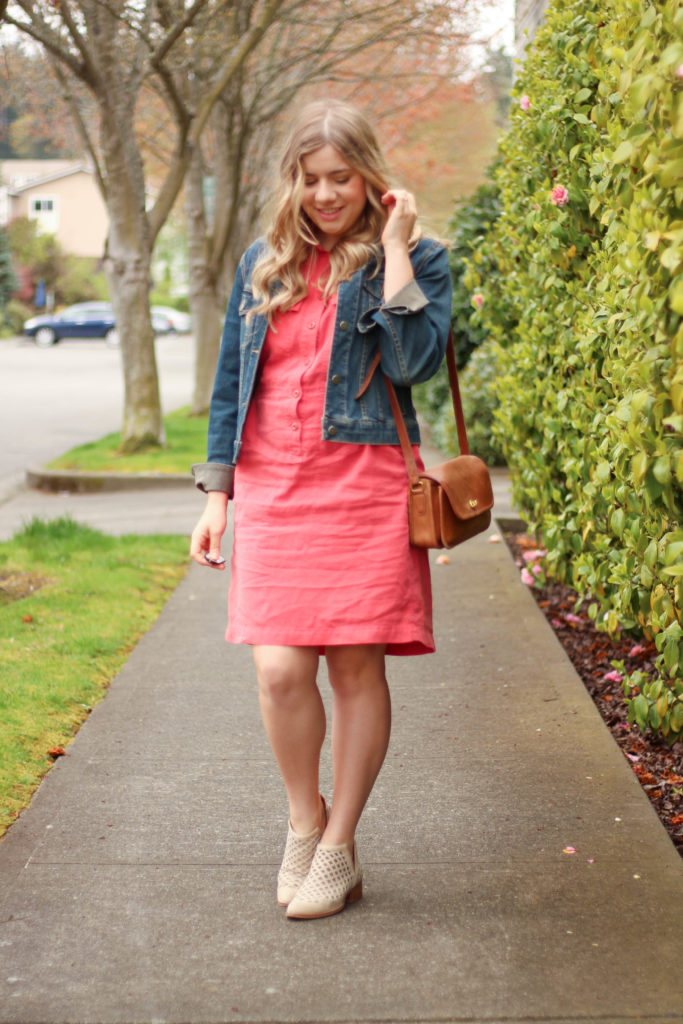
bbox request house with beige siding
[0,160,108,259]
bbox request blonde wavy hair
[250,99,413,322]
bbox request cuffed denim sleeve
[192,462,235,497]
[379,278,430,314]
[358,241,451,386]
[203,256,248,468]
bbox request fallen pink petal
[564,612,582,624]
[628,644,646,657]
[551,618,563,628]
[563,846,577,854]
[603,669,623,683]
[488,534,502,544]
[436,554,450,565]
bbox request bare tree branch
[191,0,288,144]
[4,5,88,82]
[48,54,107,199]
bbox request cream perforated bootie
[276,796,328,907]
[286,840,362,919]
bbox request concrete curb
[26,466,194,493]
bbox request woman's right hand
[190,491,229,569]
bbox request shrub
[448,168,503,370]
[468,0,683,741]
[427,343,506,466]
[3,297,33,335]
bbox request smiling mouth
[317,208,342,218]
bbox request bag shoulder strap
[445,332,469,456]
[379,330,471,483]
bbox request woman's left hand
[381,189,417,249]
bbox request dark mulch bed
[505,531,683,858]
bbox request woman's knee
[326,644,387,696]
[253,646,318,706]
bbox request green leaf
[596,461,611,484]
[669,277,683,315]
[611,508,626,537]
[644,540,658,568]
[672,702,683,731]
[632,452,648,485]
[653,456,672,485]
[612,140,635,164]
[633,693,649,729]
[640,564,654,588]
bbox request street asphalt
[0,451,681,1024]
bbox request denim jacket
[192,236,452,495]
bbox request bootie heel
[286,841,362,919]
[276,795,328,907]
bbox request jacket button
[328,425,337,436]
[339,320,349,331]
[331,374,341,384]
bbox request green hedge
[468,0,683,741]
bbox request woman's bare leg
[253,645,326,833]
[323,643,390,846]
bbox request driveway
[0,335,194,496]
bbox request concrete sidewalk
[0,466,681,1024]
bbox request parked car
[152,305,192,334]
[23,302,174,347]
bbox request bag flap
[421,455,494,520]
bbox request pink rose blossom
[532,564,542,576]
[603,669,623,683]
[628,644,646,658]
[520,94,531,111]
[472,292,484,309]
[523,548,547,562]
[677,64,683,80]
[551,185,569,207]
[521,567,535,586]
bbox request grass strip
[46,406,209,474]
[0,516,189,836]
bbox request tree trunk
[100,102,164,451]
[105,252,164,450]
[186,147,224,416]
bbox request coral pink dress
[226,248,434,655]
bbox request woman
[190,99,452,919]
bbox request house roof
[0,161,93,194]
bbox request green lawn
[0,517,189,835]
[46,407,209,474]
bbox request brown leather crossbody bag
[357,331,494,549]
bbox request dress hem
[224,630,435,657]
